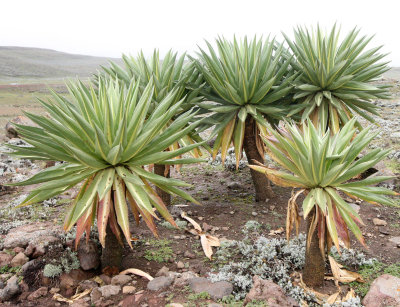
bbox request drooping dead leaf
[329,256,364,284]
[326,292,340,304]
[181,211,220,260]
[269,227,284,236]
[286,189,303,241]
[120,268,154,281]
[344,288,356,301]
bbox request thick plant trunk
[303,208,325,287]
[243,117,274,201]
[101,224,123,270]
[154,164,171,206]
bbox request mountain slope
[0,46,122,80]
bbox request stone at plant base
[0,276,21,301]
[122,286,136,294]
[11,252,29,267]
[176,261,185,269]
[208,304,223,307]
[77,240,100,270]
[243,276,297,307]
[3,223,61,249]
[363,274,400,307]
[99,285,121,298]
[0,252,13,267]
[373,218,387,226]
[147,276,173,291]
[188,277,233,300]
[111,274,132,286]
[90,287,102,304]
[168,304,184,307]
[27,286,48,300]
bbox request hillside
[0,46,122,80]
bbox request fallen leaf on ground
[269,227,284,236]
[329,256,364,284]
[53,289,91,304]
[120,268,154,281]
[181,211,220,260]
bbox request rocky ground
[0,78,399,307]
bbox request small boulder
[5,116,37,139]
[79,280,98,291]
[27,287,48,300]
[174,271,198,287]
[122,286,136,294]
[373,218,387,226]
[77,240,100,270]
[227,182,242,190]
[99,285,121,298]
[155,266,169,277]
[11,252,29,267]
[183,251,196,259]
[188,277,233,300]
[111,274,132,286]
[176,261,185,269]
[363,274,400,307]
[90,287,102,304]
[147,276,173,291]
[243,276,297,307]
[0,276,21,301]
[0,252,13,267]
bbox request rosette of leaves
[284,25,390,133]
[99,50,205,204]
[191,36,296,200]
[7,78,204,251]
[250,119,398,286]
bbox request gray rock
[244,276,298,307]
[0,281,4,289]
[0,276,21,301]
[122,286,136,294]
[111,274,132,286]
[21,260,41,275]
[183,251,196,259]
[349,203,360,214]
[176,261,185,269]
[389,237,400,246]
[99,285,121,298]
[208,304,223,307]
[147,276,173,291]
[32,245,46,258]
[77,240,99,270]
[11,252,29,267]
[363,274,400,307]
[188,277,233,300]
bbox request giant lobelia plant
[191,36,297,201]
[284,25,390,133]
[7,78,204,268]
[99,49,205,205]
[250,119,398,286]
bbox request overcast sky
[2,0,399,65]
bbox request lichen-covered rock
[363,274,400,307]
[243,276,298,306]
[188,277,233,300]
[3,223,61,249]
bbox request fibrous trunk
[154,164,171,206]
[243,117,274,201]
[101,224,123,270]
[302,208,325,287]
